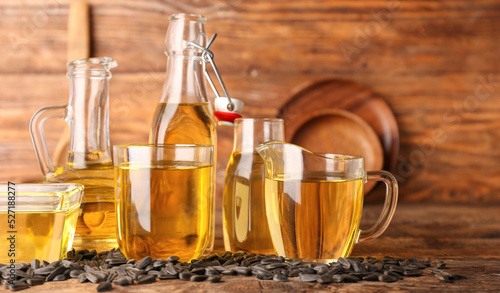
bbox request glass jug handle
[29,105,68,177]
[357,170,399,243]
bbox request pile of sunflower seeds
[0,249,466,291]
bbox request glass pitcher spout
[255,141,365,181]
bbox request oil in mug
[264,173,364,262]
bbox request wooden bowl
[279,79,399,171]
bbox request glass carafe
[223,118,284,254]
[149,13,217,254]
[30,57,117,251]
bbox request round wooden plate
[291,109,383,193]
[278,79,399,171]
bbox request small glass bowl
[0,183,84,263]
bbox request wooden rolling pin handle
[67,1,90,62]
[53,1,90,167]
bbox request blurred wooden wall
[1,0,499,202]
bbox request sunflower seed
[86,272,101,283]
[318,275,333,284]
[332,274,344,283]
[33,267,53,275]
[190,275,208,282]
[205,268,219,276]
[256,271,274,280]
[363,273,381,281]
[158,273,179,280]
[113,276,134,286]
[388,265,404,274]
[78,273,88,283]
[48,261,61,268]
[96,281,112,292]
[433,273,452,283]
[384,270,404,280]
[137,275,156,284]
[95,271,108,281]
[153,260,166,268]
[379,274,397,282]
[46,266,65,281]
[147,270,161,276]
[26,279,45,286]
[265,263,287,270]
[273,274,288,282]
[191,268,206,275]
[135,257,152,269]
[313,265,329,275]
[352,261,367,272]
[6,283,30,291]
[404,270,423,277]
[179,272,194,281]
[108,259,127,266]
[233,267,251,276]
[106,272,118,282]
[221,269,236,275]
[208,275,222,283]
[53,274,67,281]
[74,254,83,262]
[30,260,40,270]
[300,274,319,282]
[261,258,283,265]
[337,257,351,269]
[343,274,360,283]
[453,274,467,280]
[299,267,316,274]
[167,256,180,263]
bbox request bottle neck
[159,55,208,104]
[67,76,112,168]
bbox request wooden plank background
[1,0,500,203]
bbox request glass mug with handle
[255,141,398,263]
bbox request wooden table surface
[6,202,500,292]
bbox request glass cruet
[30,57,118,251]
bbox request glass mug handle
[357,170,399,243]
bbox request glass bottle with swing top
[149,13,218,254]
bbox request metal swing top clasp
[187,34,244,126]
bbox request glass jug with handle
[255,141,398,263]
[30,57,117,251]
